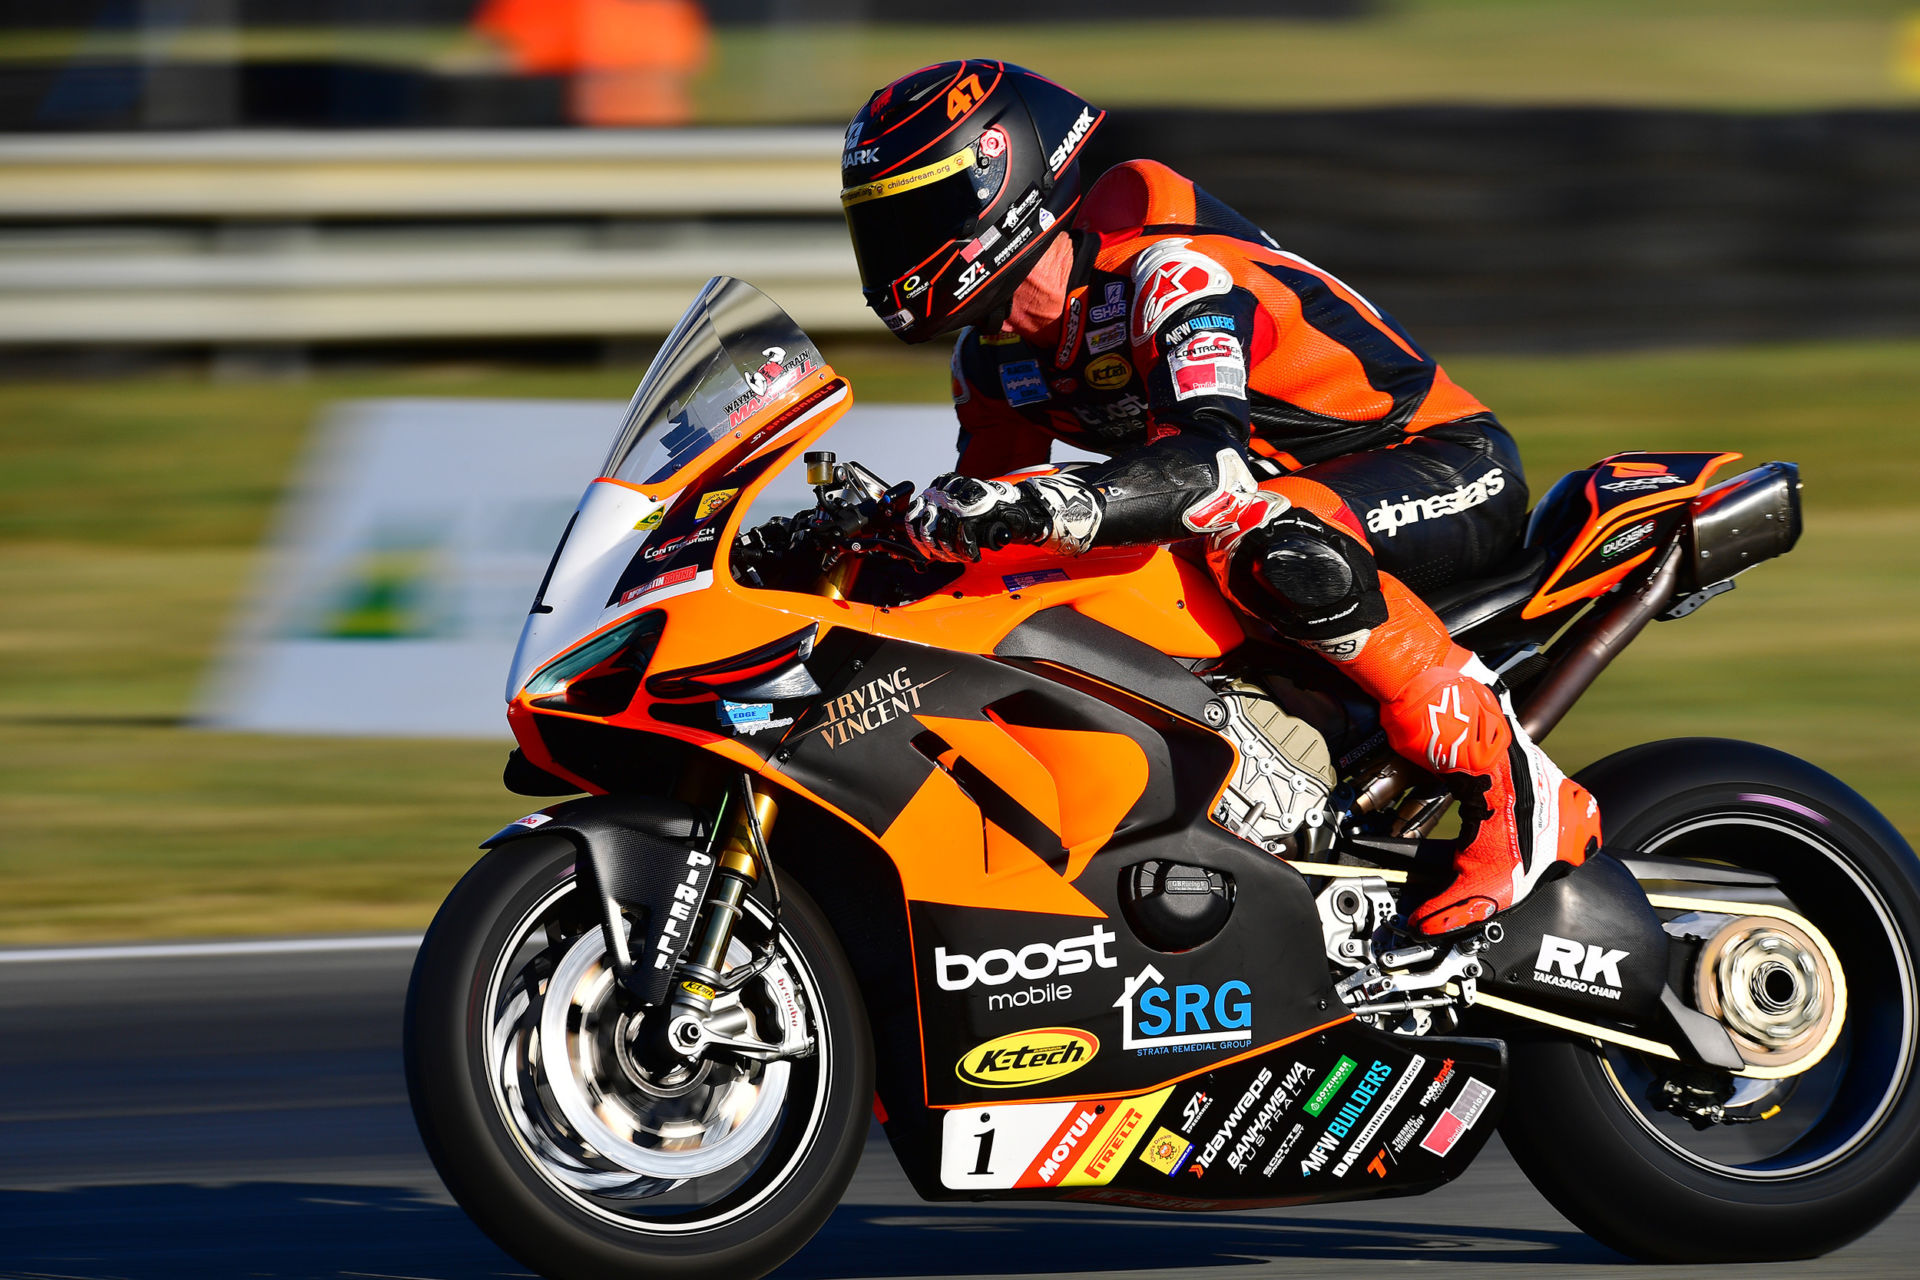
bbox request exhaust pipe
[1685,461,1802,591]
[1519,462,1802,743]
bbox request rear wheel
[1499,739,1920,1262]
[405,837,872,1280]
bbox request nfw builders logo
[1299,1054,1426,1179]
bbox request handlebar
[979,505,1041,552]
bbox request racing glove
[906,473,1103,563]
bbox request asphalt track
[3,938,1916,1280]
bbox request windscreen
[601,277,824,489]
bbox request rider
[831,59,1599,936]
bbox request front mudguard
[484,793,713,1005]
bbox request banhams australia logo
[956,1027,1098,1089]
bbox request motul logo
[1533,933,1628,997]
[1036,1104,1103,1182]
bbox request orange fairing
[1522,451,1742,620]
[877,709,1149,918]
[875,542,1246,659]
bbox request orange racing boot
[1377,651,1601,936]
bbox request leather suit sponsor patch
[999,359,1050,407]
[1130,239,1234,346]
[1364,469,1506,539]
[1168,332,1247,401]
[1084,353,1132,391]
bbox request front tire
[1500,739,1920,1262]
[404,836,873,1280]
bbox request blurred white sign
[198,397,1090,739]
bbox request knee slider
[1235,511,1387,639]
[1259,533,1359,607]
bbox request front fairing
[506,277,846,704]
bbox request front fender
[484,793,713,1005]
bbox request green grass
[2,2,1916,115]
[2,336,1918,942]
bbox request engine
[1210,680,1337,858]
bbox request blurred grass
[2,2,1916,114]
[700,3,1920,119]
[1,337,1917,942]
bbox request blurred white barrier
[198,397,1093,740]
[0,129,873,345]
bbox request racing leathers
[932,158,1600,935]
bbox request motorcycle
[404,276,1920,1279]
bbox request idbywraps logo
[1114,965,1252,1054]
[955,1027,1098,1089]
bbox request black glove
[905,475,1045,563]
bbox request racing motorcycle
[404,277,1920,1280]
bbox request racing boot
[1377,650,1601,936]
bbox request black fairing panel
[755,625,1395,1204]
[1481,854,1670,1024]
[1524,467,1597,565]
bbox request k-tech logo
[1534,934,1629,999]
[935,926,1118,1009]
[955,1027,1098,1088]
[1115,965,1252,1053]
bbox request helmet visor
[842,145,986,299]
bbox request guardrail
[7,110,1916,351]
[0,129,872,345]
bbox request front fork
[660,774,807,1062]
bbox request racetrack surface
[2,939,1915,1280]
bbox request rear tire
[405,837,872,1280]
[1500,738,1920,1262]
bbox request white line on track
[0,935,423,964]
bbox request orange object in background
[474,0,710,126]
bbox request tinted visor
[842,146,986,297]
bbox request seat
[1423,545,1550,638]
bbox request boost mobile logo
[936,927,1118,990]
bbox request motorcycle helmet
[840,59,1105,344]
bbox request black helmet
[840,60,1104,344]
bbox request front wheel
[1500,738,1920,1262]
[404,837,873,1280]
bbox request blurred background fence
[4,107,1918,355]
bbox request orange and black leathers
[948,159,1597,935]
[953,162,1493,489]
